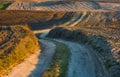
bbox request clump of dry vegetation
[0,25,39,76]
[42,39,70,77]
[77,11,120,28]
[76,26,120,77]
[47,26,120,77]
[0,11,75,77]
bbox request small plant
[0,55,4,59]
[0,25,39,76]
[42,40,70,77]
[105,59,112,69]
[0,2,12,10]
[35,33,42,39]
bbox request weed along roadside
[0,2,12,10]
[0,0,120,77]
[41,39,70,77]
[0,25,39,77]
[47,27,120,77]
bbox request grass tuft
[0,2,12,10]
[0,25,39,76]
[42,39,70,77]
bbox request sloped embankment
[59,11,120,27]
[0,2,12,10]
[47,26,120,77]
[0,10,75,30]
[6,0,100,10]
[6,0,120,11]
[76,11,120,27]
[0,25,39,76]
[4,39,55,77]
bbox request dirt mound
[5,1,120,28]
[0,11,67,25]
[48,26,120,77]
[7,0,120,11]
[75,11,120,27]
[0,25,39,76]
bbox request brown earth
[0,25,39,77]
[47,26,120,77]
[0,0,120,77]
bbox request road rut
[4,40,56,77]
[55,39,97,77]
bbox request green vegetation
[0,2,12,10]
[48,26,120,77]
[36,33,43,39]
[105,59,113,69]
[48,27,87,43]
[0,11,74,76]
[42,39,70,77]
[0,25,39,76]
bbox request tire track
[69,11,89,27]
[54,39,97,77]
[4,40,56,77]
[7,1,100,10]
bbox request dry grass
[57,26,120,62]
[42,39,70,77]
[76,26,120,77]
[77,26,120,60]
[0,25,39,77]
[77,11,120,27]
[48,26,120,77]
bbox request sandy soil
[40,33,109,77]
[7,0,120,11]
[34,29,51,34]
[69,12,88,27]
[55,39,97,77]
[3,31,109,77]
[4,40,56,77]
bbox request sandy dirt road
[54,39,97,77]
[7,0,120,11]
[4,32,108,77]
[4,39,56,77]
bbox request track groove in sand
[4,40,56,77]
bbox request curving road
[7,0,120,11]
[4,32,108,77]
[4,39,56,77]
[54,39,97,77]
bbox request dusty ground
[42,33,109,77]
[55,39,97,77]
[47,26,120,77]
[3,31,109,77]
[7,0,120,11]
[4,40,56,77]
[2,0,120,77]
